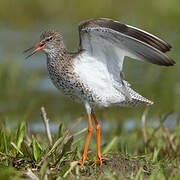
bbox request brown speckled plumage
[40,32,96,104]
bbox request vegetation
[0,107,180,179]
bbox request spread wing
[77,18,175,101]
[78,18,175,70]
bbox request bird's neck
[46,48,66,61]
[46,44,74,74]
[46,44,68,64]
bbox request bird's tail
[116,80,154,107]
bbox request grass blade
[134,167,143,180]
[63,161,78,178]
[16,121,25,149]
[32,136,42,162]
[11,142,23,155]
[2,131,8,154]
[102,136,119,154]
[25,168,39,180]
[58,122,64,138]
[47,137,63,156]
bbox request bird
[24,18,175,166]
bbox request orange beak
[24,42,45,59]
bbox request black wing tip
[159,58,176,66]
[147,59,175,67]
[168,43,172,49]
[161,41,172,53]
[167,59,176,66]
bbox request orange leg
[78,114,93,165]
[92,113,102,166]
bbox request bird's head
[24,30,64,59]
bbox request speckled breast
[46,60,99,105]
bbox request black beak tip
[24,54,31,60]
[23,46,35,54]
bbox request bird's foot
[78,155,88,165]
[91,155,103,166]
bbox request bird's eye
[46,36,53,41]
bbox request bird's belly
[47,66,106,106]
[73,53,125,107]
[47,69,92,104]
[48,73,79,100]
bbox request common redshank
[24,18,175,165]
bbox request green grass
[0,108,180,180]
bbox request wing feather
[76,18,175,104]
[79,18,172,53]
[79,19,175,67]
